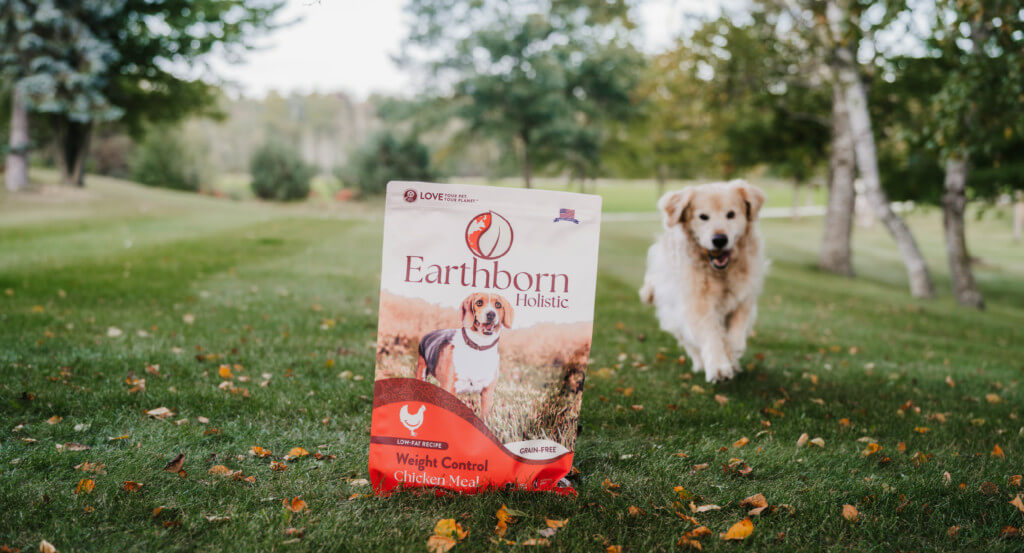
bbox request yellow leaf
[809,437,825,448]
[1011,494,1024,514]
[740,493,768,509]
[862,443,882,457]
[433,519,468,540]
[733,437,750,448]
[46,415,62,425]
[627,505,645,516]
[74,478,95,495]
[913,427,930,434]
[719,518,754,540]
[426,535,457,553]
[283,497,308,513]
[606,547,623,553]
[545,518,567,528]
[287,447,310,459]
[218,365,233,379]
[842,504,859,522]
[986,393,1001,404]
[250,446,272,458]
[992,444,1006,458]
[796,433,809,447]
[208,465,235,477]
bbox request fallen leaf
[285,447,310,460]
[796,433,809,447]
[74,462,106,474]
[74,478,94,495]
[520,538,550,546]
[601,478,621,496]
[182,313,195,325]
[106,327,123,338]
[163,453,185,473]
[992,444,1005,458]
[942,471,952,485]
[427,536,457,553]
[218,365,233,379]
[122,481,143,492]
[733,437,750,448]
[674,485,695,500]
[862,443,882,457]
[205,515,230,523]
[690,502,721,513]
[719,518,754,540]
[145,407,173,419]
[627,505,646,516]
[545,518,567,528]
[45,416,62,425]
[842,504,859,522]
[433,519,468,540]
[685,526,712,539]
[986,393,1001,404]
[809,437,825,448]
[606,547,622,553]
[1011,475,1022,487]
[250,446,272,458]
[284,527,305,538]
[39,541,57,553]
[1011,494,1024,514]
[208,465,233,476]
[714,394,729,405]
[271,461,287,472]
[56,443,90,452]
[282,497,308,513]
[947,525,961,537]
[740,493,768,509]
[981,481,1000,495]
[676,537,703,550]
[1000,526,1020,539]
[197,416,210,424]
[913,427,930,434]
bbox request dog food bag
[369,181,602,494]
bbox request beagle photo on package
[414,292,514,418]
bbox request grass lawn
[1,172,1023,552]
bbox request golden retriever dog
[639,180,767,382]
[415,292,514,418]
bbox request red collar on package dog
[462,327,499,351]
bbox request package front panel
[369,181,602,493]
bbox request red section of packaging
[369,379,574,495]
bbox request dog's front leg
[726,301,756,371]
[688,311,733,382]
[479,384,494,421]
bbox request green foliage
[249,141,314,201]
[341,131,438,195]
[129,125,203,192]
[402,0,645,185]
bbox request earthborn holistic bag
[369,181,602,495]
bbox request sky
[212,0,721,101]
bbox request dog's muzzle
[706,248,732,270]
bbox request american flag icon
[554,208,579,224]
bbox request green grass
[1,171,1023,552]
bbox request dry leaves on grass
[45,416,62,425]
[720,518,754,541]
[689,502,721,513]
[270,461,287,472]
[39,540,57,553]
[282,497,308,513]
[740,493,768,516]
[733,437,749,448]
[74,478,94,495]
[284,447,310,461]
[250,446,272,458]
[601,478,621,496]
[677,526,712,550]
[992,444,1005,458]
[1010,494,1024,514]
[428,519,468,553]
[163,453,185,474]
[75,462,105,474]
[145,407,173,419]
[122,481,143,492]
[1011,475,1022,487]
[842,504,859,522]
[862,443,882,457]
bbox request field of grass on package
[1,172,1023,552]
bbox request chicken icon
[399,404,426,436]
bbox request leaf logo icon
[465,211,513,259]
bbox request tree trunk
[1014,191,1024,243]
[655,163,667,198]
[5,87,30,192]
[942,155,984,308]
[53,119,92,187]
[521,143,532,189]
[819,85,856,276]
[791,179,802,221]
[835,50,935,299]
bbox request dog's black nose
[486,311,496,321]
[712,234,728,249]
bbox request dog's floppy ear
[498,295,514,329]
[732,180,765,220]
[658,188,696,229]
[460,294,476,327]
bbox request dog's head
[461,292,514,335]
[658,180,765,271]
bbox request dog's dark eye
[494,302,501,308]
[727,211,735,219]
[699,214,709,221]
[476,300,483,307]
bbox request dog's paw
[638,283,654,305]
[704,361,735,383]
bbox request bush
[130,126,203,191]
[340,131,437,195]
[249,141,314,201]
